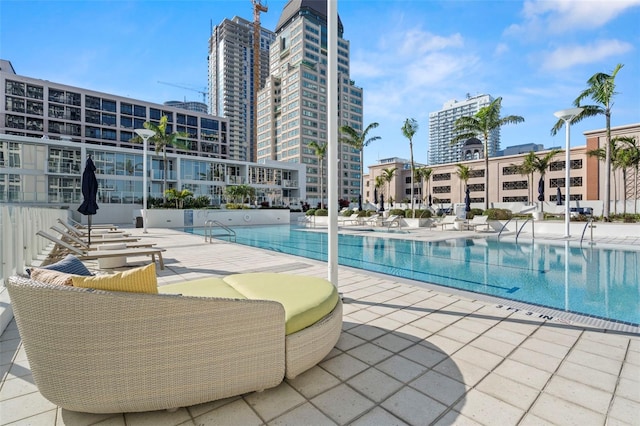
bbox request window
[121,103,133,115]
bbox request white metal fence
[0,205,68,334]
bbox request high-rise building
[429,94,496,165]
[208,16,275,162]
[256,0,364,205]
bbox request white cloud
[541,39,633,70]
[399,29,464,56]
[494,42,509,56]
[518,0,640,34]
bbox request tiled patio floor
[1,226,639,425]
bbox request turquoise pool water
[189,225,640,326]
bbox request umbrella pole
[88,215,92,245]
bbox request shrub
[469,208,484,218]
[342,209,354,217]
[305,208,316,216]
[315,208,328,216]
[357,210,369,217]
[389,208,405,217]
[414,209,432,218]
[485,208,512,220]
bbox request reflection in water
[201,226,640,326]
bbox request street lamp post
[553,107,583,238]
[134,128,155,234]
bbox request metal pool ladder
[204,220,236,243]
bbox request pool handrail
[580,217,595,246]
[204,220,236,243]
[516,218,534,243]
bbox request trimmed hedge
[485,208,512,220]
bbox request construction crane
[252,0,268,162]
[157,81,207,104]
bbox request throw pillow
[72,263,158,294]
[30,268,76,286]
[38,254,93,276]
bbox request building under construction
[208,8,275,162]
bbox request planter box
[142,209,291,228]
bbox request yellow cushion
[223,273,339,335]
[159,277,246,299]
[72,263,157,294]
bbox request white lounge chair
[341,213,362,226]
[50,226,154,249]
[37,230,166,269]
[364,214,381,226]
[465,215,490,231]
[381,214,402,229]
[436,215,459,230]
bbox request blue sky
[1,0,639,168]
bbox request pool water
[190,225,640,326]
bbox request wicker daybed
[7,270,342,414]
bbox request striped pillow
[72,263,158,294]
[30,268,77,286]
[40,254,92,276]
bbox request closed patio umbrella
[358,193,362,211]
[537,177,545,202]
[374,187,378,204]
[78,156,99,244]
[556,186,563,205]
[464,187,471,213]
[379,194,385,212]
[428,193,432,207]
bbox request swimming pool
[189,225,640,326]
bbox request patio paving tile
[286,366,341,399]
[347,342,394,365]
[565,348,624,375]
[409,369,469,406]
[453,388,525,425]
[269,402,336,425]
[530,393,605,426]
[555,360,619,393]
[608,395,640,424]
[244,381,306,422]
[347,368,404,403]
[311,383,376,425]
[493,359,552,390]
[398,343,448,368]
[319,353,369,381]
[381,387,448,425]
[375,354,430,383]
[544,374,613,413]
[475,373,539,410]
[349,406,409,426]
[508,346,564,373]
[192,398,262,426]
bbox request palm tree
[515,151,537,204]
[339,122,381,197]
[131,115,189,203]
[551,63,624,221]
[165,188,193,209]
[309,141,327,208]
[452,97,524,210]
[381,167,397,209]
[617,136,640,214]
[455,163,471,203]
[589,136,639,216]
[401,118,419,212]
[415,167,433,206]
[531,149,562,213]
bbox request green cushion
[223,273,339,335]
[159,277,246,299]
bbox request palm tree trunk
[622,169,627,216]
[163,150,168,204]
[410,141,415,212]
[484,139,489,210]
[320,160,324,209]
[603,111,611,220]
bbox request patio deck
[1,226,639,425]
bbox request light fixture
[134,128,155,234]
[553,107,583,237]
